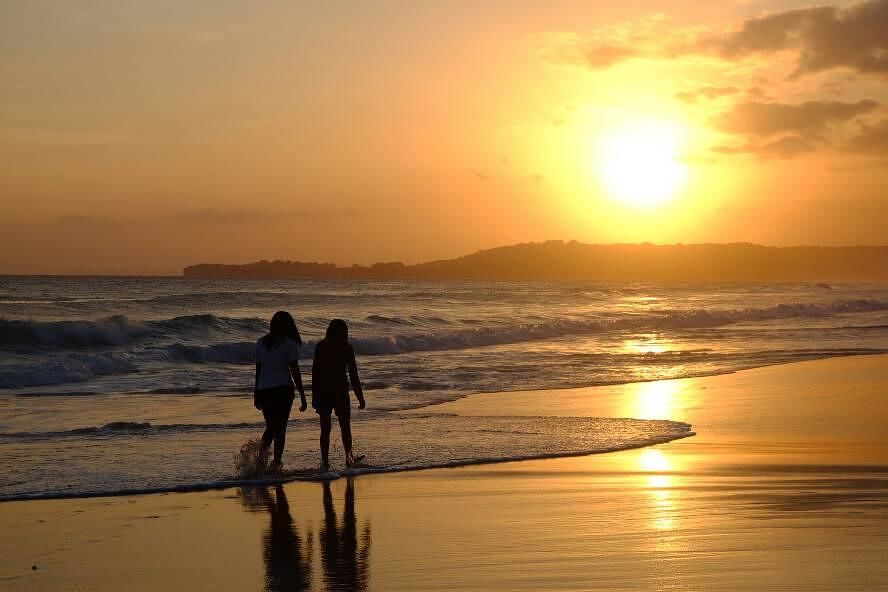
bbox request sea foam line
[0,430,695,502]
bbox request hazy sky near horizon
[2,0,887,274]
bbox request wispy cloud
[674,85,741,104]
[174,207,361,224]
[710,98,880,159]
[713,134,819,159]
[843,119,888,154]
[711,99,879,137]
[545,0,888,79]
[698,1,888,78]
[56,208,361,227]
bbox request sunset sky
[2,0,887,274]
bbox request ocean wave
[0,315,148,350]
[0,314,264,351]
[347,299,888,355]
[0,420,260,440]
[3,299,885,355]
[150,314,265,335]
[161,341,257,364]
[0,352,137,388]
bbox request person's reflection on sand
[238,485,313,592]
[321,478,371,592]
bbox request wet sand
[2,355,887,591]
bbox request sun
[595,120,689,208]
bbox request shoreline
[2,354,887,591]
[0,431,697,503]
[5,351,887,502]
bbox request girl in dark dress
[311,319,365,470]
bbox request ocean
[2,277,887,500]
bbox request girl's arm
[254,361,262,409]
[347,347,365,409]
[290,360,307,411]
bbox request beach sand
[2,355,887,591]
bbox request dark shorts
[313,391,350,419]
[255,384,295,412]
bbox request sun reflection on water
[639,449,677,531]
[623,380,684,420]
[623,334,670,355]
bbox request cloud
[547,0,888,78]
[176,207,359,224]
[56,208,360,227]
[712,99,878,137]
[709,98,882,159]
[843,119,888,153]
[540,33,641,69]
[713,134,818,159]
[579,44,641,68]
[674,85,741,103]
[539,17,702,70]
[699,0,888,77]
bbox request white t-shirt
[255,336,301,390]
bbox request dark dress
[311,339,362,417]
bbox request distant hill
[183,241,888,282]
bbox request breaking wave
[0,352,137,388]
[0,420,261,440]
[4,299,886,354]
[0,314,265,352]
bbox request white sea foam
[0,415,694,501]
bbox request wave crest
[0,314,264,351]
[0,352,136,388]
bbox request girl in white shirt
[254,311,307,472]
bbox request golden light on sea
[625,380,683,420]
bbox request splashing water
[234,438,268,479]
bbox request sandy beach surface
[2,354,887,591]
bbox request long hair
[325,318,348,343]
[263,311,302,349]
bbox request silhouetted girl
[255,311,307,472]
[312,319,365,470]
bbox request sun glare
[595,120,689,208]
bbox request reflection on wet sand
[621,379,695,421]
[640,449,678,532]
[321,479,372,592]
[239,485,313,591]
[237,479,371,592]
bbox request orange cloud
[674,85,740,103]
[712,99,878,137]
[700,0,888,78]
[844,119,888,155]
[550,0,888,79]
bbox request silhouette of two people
[239,479,370,592]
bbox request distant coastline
[183,241,888,282]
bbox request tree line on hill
[183,241,888,282]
